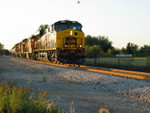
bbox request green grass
[85,57,149,66]
[0,83,59,113]
[85,57,150,72]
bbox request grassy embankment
[0,68,60,113]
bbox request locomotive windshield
[69,24,82,31]
[54,20,82,32]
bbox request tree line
[0,34,149,57]
[0,43,4,50]
[85,35,150,57]
[0,43,10,55]
[0,43,4,55]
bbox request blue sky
[0,0,150,50]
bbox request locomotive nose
[69,51,76,60]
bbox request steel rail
[16,57,150,81]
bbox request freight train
[11,20,85,65]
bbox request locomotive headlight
[70,31,73,35]
[79,45,82,48]
[65,45,67,47]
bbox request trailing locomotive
[11,20,85,64]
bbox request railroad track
[17,57,150,81]
[79,66,150,81]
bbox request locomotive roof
[53,20,82,26]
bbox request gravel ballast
[0,56,150,113]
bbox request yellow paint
[56,29,85,49]
[34,48,56,52]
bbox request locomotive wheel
[47,51,57,62]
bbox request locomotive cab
[53,20,85,64]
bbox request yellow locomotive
[11,20,85,64]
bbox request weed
[41,75,48,82]
[0,73,5,82]
[70,102,75,113]
[0,83,60,113]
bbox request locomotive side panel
[34,32,56,51]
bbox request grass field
[84,57,150,72]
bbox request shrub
[0,83,59,113]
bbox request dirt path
[0,56,150,113]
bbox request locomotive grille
[64,37,77,48]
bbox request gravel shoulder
[0,56,150,113]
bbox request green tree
[121,47,126,54]
[85,45,102,64]
[85,35,97,46]
[85,35,113,53]
[86,45,102,57]
[0,43,4,50]
[125,42,139,55]
[139,45,150,56]
[38,24,49,36]
[107,48,121,56]
[96,36,113,53]
[0,43,4,55]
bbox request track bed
[0,56,150,113]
